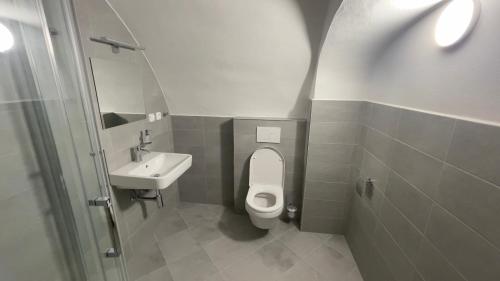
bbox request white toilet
[245,147,285,229]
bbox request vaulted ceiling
[107,0,337,118]
[108,0,500,123]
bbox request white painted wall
[107,0,333,118]
[316,0,500,124]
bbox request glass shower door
[0,0,126,280]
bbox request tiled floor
[135,202,363,281]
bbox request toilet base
[249,214,279,229]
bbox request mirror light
[434,0,480,48]
[0,22,14,52]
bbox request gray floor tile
[304,243,356,280]
[274,261,323,281]
[131,202,363,281]
[222,240,300,281]
[136,266,174,281]
[158,229,202,263]
[167,249,221,281]
[279,227,325,258]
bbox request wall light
[0,22,14,52]
[434,0,480,48]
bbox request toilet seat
[246,184,283,215]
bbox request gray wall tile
[303,180,347,201]
[341,101,500,281]
[379,199,423,261]
[172,116,234,205]
[447,120,500,186]
[359,149,391,192]
[414,239,467,281]
[302,199,345,218]
[385,172,433,232]
[307,143,355,165]
[173,130,204,147]
[397,110,455,160]
[435,165,500,249]
[305,161,352,183]
[364,127,393,165]
[373,222,416,281]
[390,140,444,197]
[425,206,500,281]
[310,100,361,123]
[308,122,361,144]
[172,116,203,130]
[367,103,401,137]
[178,176,207,203]
[300,215,345,233]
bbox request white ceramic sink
[109,152,192,190]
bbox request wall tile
[390,141,444,197]
[425,206,500,281]
[172,116,203,130]
[178,176,207,203]
[347,217,396,281]
[307,143,355,165]
[202,116,232,132]
[385,172,433,232]
[414,239,467,281]
[435,165,500,249]
[302,199,345,218]
[344,101,500,281]
[447,120,500,186]
[172,130,204,147]
[305,160,351,183]
[300,215,345,233]
[359,149,390,192]
[303,180,347,201]
[379,199,423,261]
[174,145,206,176]
[308,122,361,144]
[310,100,362,123]
[367,103,401,137]
[373,222,416,281]
[397,110,455,160]
[364,127,393,165]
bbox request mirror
[90,57,146,129]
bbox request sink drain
[151,173,161,177]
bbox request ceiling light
[0,22,14,52]
[434,0,480,48]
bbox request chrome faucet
[131,129,152,162]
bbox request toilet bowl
[245,147,285,229]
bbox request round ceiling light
[434,0,480,48]
[0,23,14,52]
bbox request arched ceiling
[107,0,500,123]
[106,0,336,118]
[316,0,500,124]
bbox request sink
[109,152,192,190]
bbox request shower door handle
[88,195,122,258]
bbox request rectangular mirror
[90,57,146,129]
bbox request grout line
[359,134,500,254]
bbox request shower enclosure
[0,0,127,280]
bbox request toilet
[245,147,285,229]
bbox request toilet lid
[249,147,284,187]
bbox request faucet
[131,129,152,162]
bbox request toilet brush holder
[287,203,298,221]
